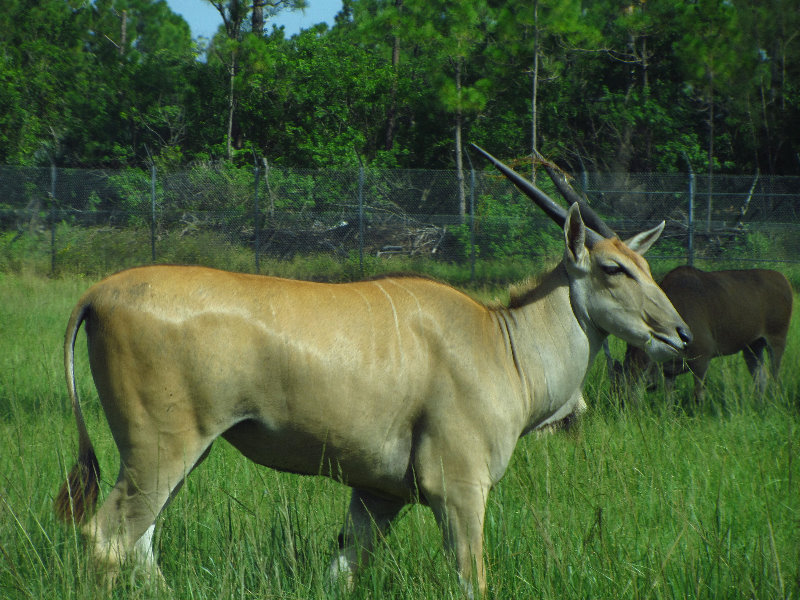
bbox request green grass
[1,272,798,599]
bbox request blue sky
[165,0,343,39]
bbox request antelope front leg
[688,358,710,404]
[428,483,490,598]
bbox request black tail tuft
[54,449,101,524]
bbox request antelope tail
[54,300,100,524]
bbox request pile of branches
[253,207,448,260]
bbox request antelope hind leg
[83,434,213,589]
[743,340,769,396]
[328,489,405,590]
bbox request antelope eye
[601,264,624,276]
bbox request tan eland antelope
[55,145,691,597]
[623,266,792,401]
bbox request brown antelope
[623,266,792,401]
[55,145,690,597]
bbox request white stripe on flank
[373,282,402,344]
[386,279,424,315]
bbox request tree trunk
[531,0,539,183]
[252,1,264,36]
[120,10,127,56]
[384,0,402,151]
[211,1,248,161]
[227,50,237,160]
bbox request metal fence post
[50,163,57,275]
[358,164,365,276]
[150,163,157,263]
[581,169,589,199]
[683,153,695,267]
[469,161,476,283]
[254,157,261,274]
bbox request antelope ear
[564,203,588,270]
[625,221,665,255]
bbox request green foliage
[449,193,562,261]
[0,231,45,274]
[53,225,152,276]
[1,0,799,172]
[105,169,153,226]
[726,229,800,264]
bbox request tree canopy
[2,0,798,174]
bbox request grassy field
[1,271,798,599]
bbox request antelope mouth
[652,333,684,352]
[645,333,685,362]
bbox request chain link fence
[1,163,799,279]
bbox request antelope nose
[678,325,693,346]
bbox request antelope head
[472,144,691,361]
